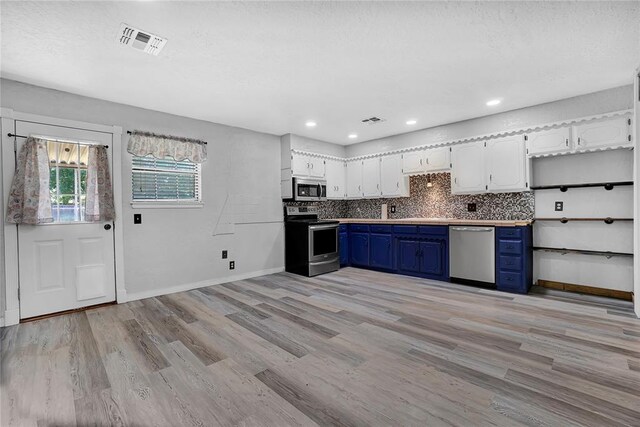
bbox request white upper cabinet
[346,160,363,199]
[451,141,486,194]
[362,158,381,198]
[402,147,451,174]
[486,136,529,192]
[401,150,426,174]
[572,117,631,151]
[380,154,409,197]
[291,153,325,178]
[526,127,572,156]
[424,147,451,172]
[325,159,346,199]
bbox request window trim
[130,155,203,207]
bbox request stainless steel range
[284,206,339,277]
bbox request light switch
[134,214,142,224]
[555,201,564,211]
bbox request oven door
[308,223,339,262]
[294,179,327,201]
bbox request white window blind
[131,156,201,202]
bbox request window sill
[130,201,204,209]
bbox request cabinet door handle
[377,184,379,190]
[565,138,569,147]
[420,158,423,165]
[577,137,581,146]
[397,182,399,188]
[489,174,492,182]
[426,158,429,165]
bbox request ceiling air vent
[361,116,386,125]
[118,23,167,56]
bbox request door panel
[397,240,420,273]
[362,158,381,197]
[486,136,527,192]
[369,234,393,270]
[420,241,443,275]
[291,153,309,177]
[346,161,363,199]
[425,147,451,172]
[573,117,631,150]
[526,127,571,156]
[451,141,486,194]
[15,121,115,319]
[350,232,369,266]
[401,151,425,174]
[380,154,404,197]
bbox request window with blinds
[131,156,201,202]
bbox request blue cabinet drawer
[418,225,448,236]
[498,255,521,271]
[339,224,348,233]
[497,271,524,292]
[350,224,369,233]
[498,240,523,255]
[370,225,393,234]
[497,227,523,239]
[394,225,418,234]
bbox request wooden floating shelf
[534,217,633,224]
[530,181,633,192]
[533,246,633,258]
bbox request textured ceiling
[1,1,639,145]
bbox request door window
[48,141,88,223]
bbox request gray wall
[1,78,284,301]
[346,85,634,158]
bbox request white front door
[15,121,116,319]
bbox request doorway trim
[1,108,125,326]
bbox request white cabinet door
[380,154,409,197]
[451,141,486,194]
[346,161,363,199]
[362,158,381,198]
[573,117,631,150]
[291,153,309,177]
[486,136,528,192]
[526,127,571,156]
[307,157,326,178]
[325,159,346,199]
[425,147,451,172]
[401,150,425,174]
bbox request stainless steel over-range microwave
[291,178,327,201]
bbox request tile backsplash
[284,173,534,220]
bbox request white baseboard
[121,266,285,303]
[3,308,20,327]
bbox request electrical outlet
[555,201,564,211]
[467,203,477,212]
[229,261,235,270]
[134,214,142,224]
[222,250,228,259]
[390,205,396,213]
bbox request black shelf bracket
[531,181,633,192]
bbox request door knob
[104,224,112,230]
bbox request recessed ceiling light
[348,133,358,139]
[406,119,417,125]
[486,99,501,106]
[305,121,317,127]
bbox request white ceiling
[1,1,639,145]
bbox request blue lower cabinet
[495,226,532,294]
[370,234,393,270]
[396,237,447,280]
[420,241,443,276]
[339,232,349,266]
[397,240,420,273]
[350,232,370,267]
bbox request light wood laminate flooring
[2,268,639,426]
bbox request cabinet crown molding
[293,109,632,162]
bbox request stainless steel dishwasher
[449,226,495,285]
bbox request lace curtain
[6,137,53,224]
[86,145,115,222]
[127,131,207,163]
